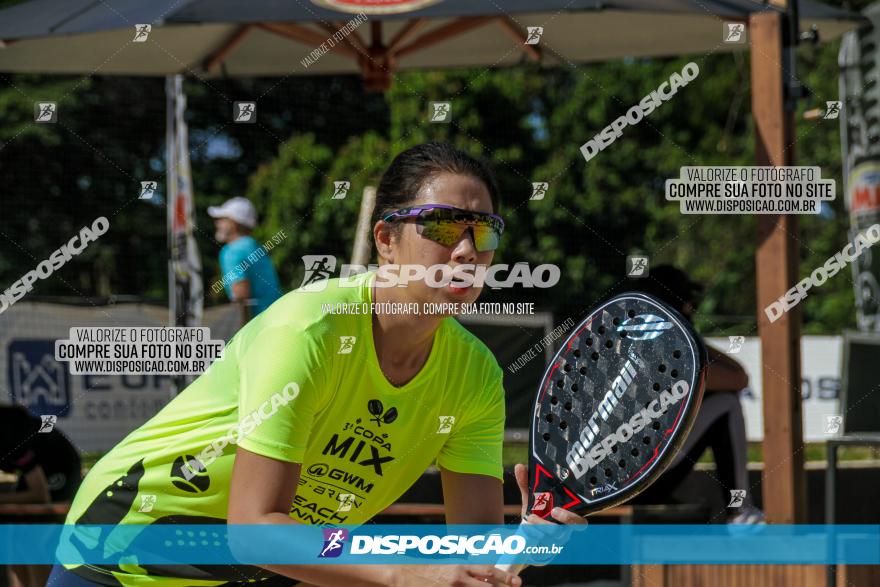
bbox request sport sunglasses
[382,204,504,252]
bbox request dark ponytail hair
[372,142,500,234]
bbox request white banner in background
[0,302,239,452]
[706,336,842,442]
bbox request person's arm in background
[705,344,749,392]
[231,280,252,325]
[219,243,254,326]
[0,465,50,504]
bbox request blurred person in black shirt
[0,406,81,504]
[0,406,82,587]
[627,265,764,524]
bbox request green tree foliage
[0,2,870,334]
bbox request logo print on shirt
[322,434,394,476]
[170,455,210,493]
[367,399,398,426]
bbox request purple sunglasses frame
[381,204,505,231]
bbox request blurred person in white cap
[208,197,282,324]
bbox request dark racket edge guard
[525,291,708,519]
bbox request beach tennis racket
[498,292,707,572]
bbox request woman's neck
[371,285,443,384]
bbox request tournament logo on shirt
[322,400,398,475]
[367,399,397,426]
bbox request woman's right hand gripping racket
[498,291,707,574]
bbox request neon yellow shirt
[65,271,505,585]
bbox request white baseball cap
[208,197,258,229]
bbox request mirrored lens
[419,220,501,252]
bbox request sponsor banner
[0,302,240,451]
[840,20,880,332]
[705,336,842,442]
[2,524,873,565]
[846,163,880,329]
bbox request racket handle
[495,561,527,575]
[495,520,530,577]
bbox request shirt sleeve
[236,325,329,463]
[219,242,252,287]
[436,369,506,481]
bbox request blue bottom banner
[0,524,877,565]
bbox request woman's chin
[442,283,481,305]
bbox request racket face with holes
[526,292,707,518]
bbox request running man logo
[626,256,649,277]
[139,181,157,200]
[338,336,356,354]
[8,340,70,417]
[429,102,452,123]
[727,336,745,354]
[728,489,747,508]
[319,528,348,558]
[525,27,543,45]
[616,314,673,341]
[300,255,338,290]
[138,494,157,512]
[724,23,745,44]
[38,415,57,433]
[437,416,455,434]
[331,181,350,200]
[532,492,552,516]
[34,102,57,123]
[233,102,256,123]
[337,493,355,512]
[824,101,842,120]
[824,415,843,434]
[133,24,151,42]
[530,182,549,201]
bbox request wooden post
[750,10,807,523]
[350,186,377,267]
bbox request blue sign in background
[0,525,877,566]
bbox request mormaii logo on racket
[566,380,691,479]
[570,352,644,456]
[616,314,673,340]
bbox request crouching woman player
[49,142,584,587]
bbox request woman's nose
[451,227,478,263]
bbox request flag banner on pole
[166,74,203,330]
[840,24,880,330]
